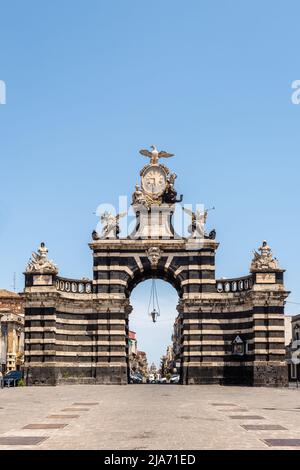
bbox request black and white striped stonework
[23,237,289,386]
[92,245,217,297]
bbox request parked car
[129,372,143,384]
[170,374,180,384]
[136,372,144,381]
[158,377,167,384]
[148,373,156,383]
[3,370,22,387]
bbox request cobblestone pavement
[0,385,300,450]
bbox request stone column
[250,241,289,387]
[23,243,59,385]
[251,275,288,386]
[93,298,130,385]
[180,297,228,385]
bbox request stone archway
[23,147,289,387]
[89,235,219,385]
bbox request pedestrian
[0,371,3,389]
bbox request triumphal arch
[24,146,289,386]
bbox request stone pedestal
[252,363,288,387]
[132,204,176,239]
[25,365,58,386]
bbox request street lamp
[150,308,160,323]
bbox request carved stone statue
[100,211,126,239]
[146,247,162,267]
[26,242,58,274]
[183,208,208,238]
[132,183,146,206]
[250,240,280,272]
[139,145,174,165]
[163,172,183,204]
[169,172,177,185]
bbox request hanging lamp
[147,279,161,323]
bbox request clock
[141,165,167,195]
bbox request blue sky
[1,1,300,366]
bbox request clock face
[141,166,167,195]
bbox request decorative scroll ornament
[26,242,58,274]
[250,240,280,272]
[146,247,162,267]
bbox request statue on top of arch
[250,240,280,272]
[131,145,183,209]
[183,207,216,240]
[26,242,58,274]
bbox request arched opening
[128,279,181,384]
[125,266,183,299]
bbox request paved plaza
[0,385,300,450]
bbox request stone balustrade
[216,275,253,293]
[56,277,92,294]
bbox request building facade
[23,147,289,386]
[134,351,148,378]
[0,290,24,373]
[286,314,300,382]
[128,330,148,378]
[160,345,175,377]
[172,314,182,373]
[128,330,137,357]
